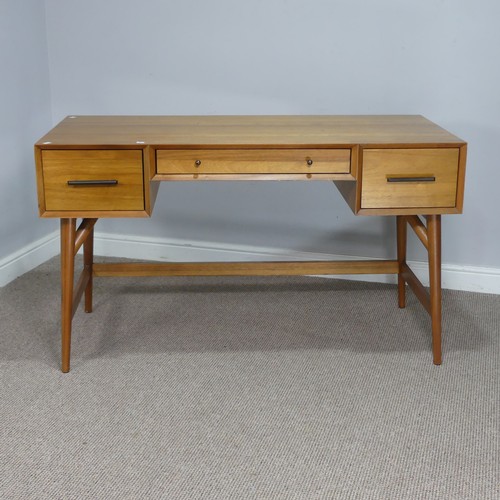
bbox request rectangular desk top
[36,115,465,148]
[35,114,467,218]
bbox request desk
[34,115,467,372]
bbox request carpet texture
[0,256,499,499]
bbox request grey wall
[40,0,500,267]
[0,0,54,259]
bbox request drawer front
[42,150,144,211]
[361,148,460,209]
[156,149,351,175]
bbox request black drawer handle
[67,180,119,186]
[386,176,435,183]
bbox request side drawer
[361,148,460,209]
[41,150,145,211]
[156,149,351,175]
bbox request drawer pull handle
[67,180,119,186]
[306,159,313,166]
[195,160,201,167]
[386,176,435,183]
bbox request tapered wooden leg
[396,216,407,308]
[61,218,76,373]
[83,226,94,313]
[427,215,442,365]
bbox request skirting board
[1,230,499,294]
[0,231,60,287]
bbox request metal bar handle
[387,176,435,183]
[67,180,118,186]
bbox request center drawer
[156,149,351,175]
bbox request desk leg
[427,215,442,365]
[396,216,407,308]
[61,218,76,373]
[84,225,94,313]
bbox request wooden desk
[34,115,467,372]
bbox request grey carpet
[0,256,499,500]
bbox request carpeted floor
[0,256,499,499]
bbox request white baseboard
[2,230,499,294]
[93,232,500,294]
[0,230,59,287]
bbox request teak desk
[35,115,467,372]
